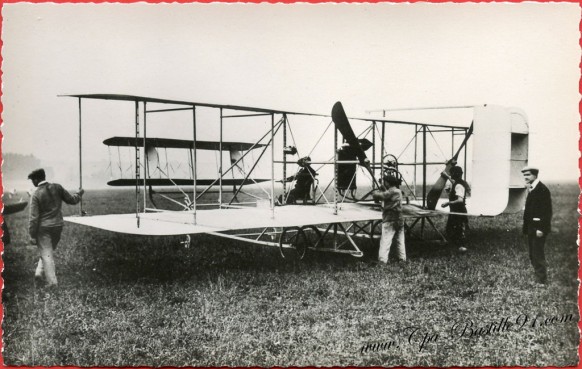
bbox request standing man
[28,169,84,288]
[522,166,552,285]
[373,174,406,264]
[441,165,470,252]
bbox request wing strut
[77,97,84,216]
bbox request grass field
[2,183,579,366]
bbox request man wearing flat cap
[27,168,84,289]
[521,166,552,285]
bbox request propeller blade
[426,122,474,210]
[332,102,368,164]
[332,101,381,189]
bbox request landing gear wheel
[300,225,323,250]
[279,227,308,260]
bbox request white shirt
[530,178,540,191]
[30,180,47,194]
[445,182,466,199]
[454,183,466,199]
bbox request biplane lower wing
[64,204,384,236]
[64,202,469,237]
[108,178,270,187]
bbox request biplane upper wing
[103,137,265,151]
[64,94,330,118]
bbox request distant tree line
[2,153,51,182]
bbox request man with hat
[521,166,552,285]
[373,174,406,264]
[286,156,318,204]
[27,168,84,288]
[441,165,470,252]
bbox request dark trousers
[2,221,10,245]
[446,215,467,247]
[527,227,547,283]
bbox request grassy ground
[2,183,579,366]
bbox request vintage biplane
[62,94,529,259]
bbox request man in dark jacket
[28,169,84,288]
[522,166,552,285]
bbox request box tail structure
[469,105,529,216]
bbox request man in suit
[28,168,84,288]
[522,166,552,285]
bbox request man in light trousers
[373,174,406,264]
[28,168,84,288]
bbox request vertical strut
[270,113,275,219]
[422,125,427,207]
[381,121,386,162]
[421,125,427,236]
[219,108,223,208]
[372,121,376,183]
[77,98,84,216]
[143,102,147,211]
[413,125,418,198]
[463,127,468,180]
[192,106,197,224]
[451,128,455,157]
[282,114,287,199]
[135,101,140,227]
[334,124,338,215]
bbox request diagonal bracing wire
[307,119,333,158]
[427,127,448,161]
[226,118,285,204]
[396,126,421,160]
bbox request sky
[1,2,580,185]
